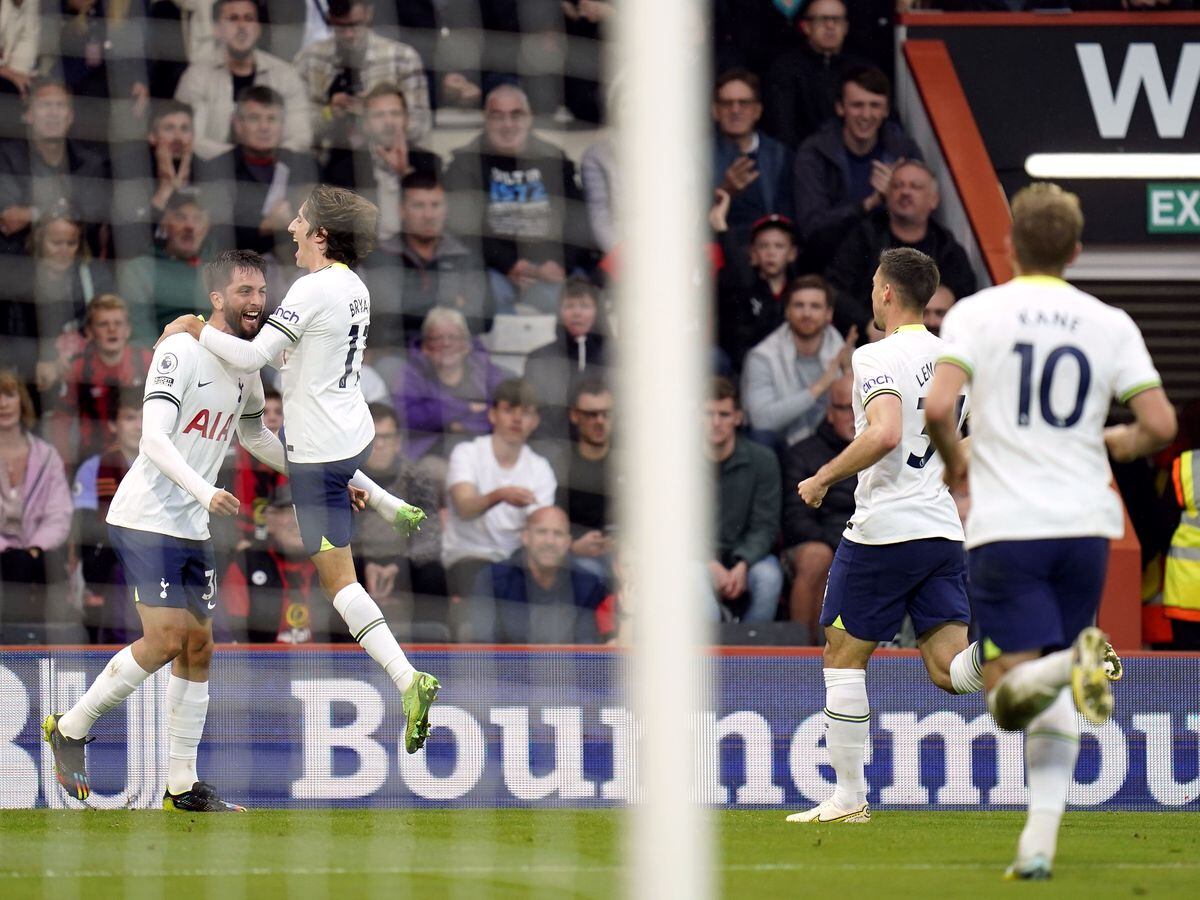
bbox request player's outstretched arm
[141,397,239,517]
[235,414,288,475]
[199,318,292,373]
[926,361,969,492]
[1105,387,1177,462]
[797,393,901,508]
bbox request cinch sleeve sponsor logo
[271,308,300,324]
[861,374,895,393]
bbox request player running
[925,184,1176,879]
[159,185,439,755]
[783,248,986,825]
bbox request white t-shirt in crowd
[441,435,557,567]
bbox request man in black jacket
[782,375,856,643]
[0,79,110,259]
[197,85,317,262]
[764,0,872,149]
[826,160,976,335]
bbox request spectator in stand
[118,190,211,340]
[294,0,431,153]
[742,275,856,449]
[524,278,610,449]
[764,0,873,149]
[712,69,794,246]
[0,78,111,259]
[363,170,492,366]
[923,283,956,336]
[717,214,799,373]
[581,132,617,255]
[321,82,441,242]
[707,376,783,623]
[467,505,611,643]
[110,100,199,258]
[793,67,921,268]
[72,387,142,643]
[0,370,72,625]
[51,294,152,470]
[399,307,509,475]
[441,378,556,610]
[352,403,446,635]
[174,0,311,161]
[438,1,565,116]
[222,485,338,643]
[0,0,38,130]
[826,161,976,334]
[444,83,592,315]
[50,0,151,141]
[198,85,318,261]
[0,208,114,401]
[781,374,856,644]
[555,377,614,580]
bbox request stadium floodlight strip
[1024,153,1200,180]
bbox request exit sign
[1147,184,1200,233]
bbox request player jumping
[925,184,1175,879]
[783,248,987,824]
[159,185,439,756]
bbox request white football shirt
[939,275,1161,548]
[845,325,966,545]
[442,435,558,567]
[107,334,265,541]
[201,263,375,464]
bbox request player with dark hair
[159,186,441,755]
[785,247,986,824]
[926,184,1172,879]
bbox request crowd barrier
[1,646,1196,811]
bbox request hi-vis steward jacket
[1165,449,1200,621]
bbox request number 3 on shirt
[907,395,966,470]
[340,324,369,388]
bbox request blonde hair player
[925,183,1175,880]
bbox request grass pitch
[2,809,1197,899]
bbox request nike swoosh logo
[207,601,216,610]
[198,380,213,388]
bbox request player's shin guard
[823,668,869,808]
[949,641,984,694]
[166,675,209,796]
[1016,688,1079,869]
[987,649,1072,731]
[57,645,153,740]
[333,582,416,692]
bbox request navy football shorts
[286,443,372,556]
[109,524,217,620]
[820,537,970,643]
[968,537,1108,658]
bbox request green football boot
[402,672,440,753]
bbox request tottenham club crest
[157,353,179,375]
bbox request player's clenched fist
[207,489,240,517]
[797,476,827,509]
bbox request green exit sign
[1147,184,1200,233]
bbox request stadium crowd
[0,0,1195,648]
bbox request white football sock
[166,675,209,795]
[350,469,403,520]
[58,645,153,740]
[987,648,1073,730]
[949,641,984,694]
[1016,688,1079,866]
[823,668,869,808]
[333,582,416,692]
